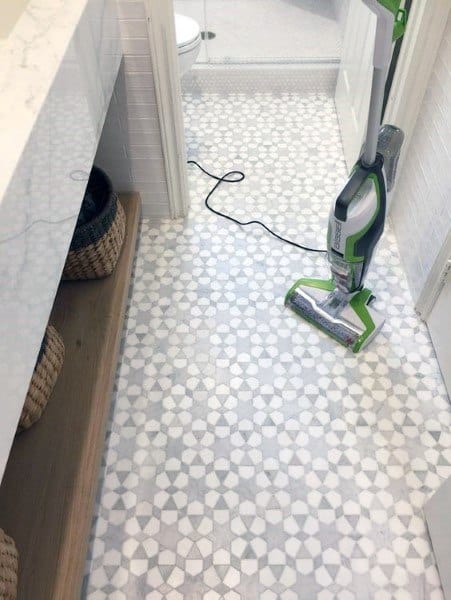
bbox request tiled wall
[95,0,170,218]
[390,14,451,302]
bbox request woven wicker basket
[18,325,65,433]
[63,166,126,280]
[0,529,18,600]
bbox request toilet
[175,13,201,75]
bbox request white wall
[334,0,350,39]
[95,0,170,218]
[390,13,451,302]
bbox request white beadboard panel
[130,158,167,182]
[118,102,158,119]
[128,144,164,159]
[391,14,451,303]
[123,55,153,72]
[117,1,146,19]
[120,37,150,54]
[113,63,157,104]
[118,19,148,38]
[141,181,169,194]
[144,181,169,194]
[115,84,157,105]
[140,191,170,204]
[95,0,171,218]
[122,128,164,146]
[122,117,161,132]
[124,72,156,90]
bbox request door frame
[145,0,189,218]
[384,0,451,178]
[384,0,451,317]
[416,232,451,319]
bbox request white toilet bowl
[175,13,201,75]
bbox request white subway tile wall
[391,14,451,302]
[95,0,170,218]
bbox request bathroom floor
[84,91,450,599]
[174,0,342,63]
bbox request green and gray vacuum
[285,0,407,353]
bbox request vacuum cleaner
[285,0,407,353]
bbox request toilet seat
[175,14,201,53]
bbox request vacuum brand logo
[334,220,342,248]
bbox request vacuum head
[285,278,384,353]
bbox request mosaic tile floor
[83,92,450,599]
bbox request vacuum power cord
[188,160,327,254]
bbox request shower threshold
[182,62,340,95]
[195,57,340,66]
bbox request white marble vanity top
[0,1,31,38]
[0,0,122,482]
[0,0,89,203]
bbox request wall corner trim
[385,0,451,201]
[145,0,189,219]
[416,232,451,320]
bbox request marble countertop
[0,0,122,483]
[0,0,89,204]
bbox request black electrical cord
[188,160,327,254]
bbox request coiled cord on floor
[188,160,327,254]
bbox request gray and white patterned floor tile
[83,91,450,599]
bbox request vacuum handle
[334,169,368,222]
[335,154,385,222]
[360,0,407,166]
[360,0,403,69]
[376,124,405,191]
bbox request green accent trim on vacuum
[393,8,407,40]
[377,0,401,17]
[285,279,378,353]
[285,277,334,305]
[376,0,407,40]
[344,173,381,263]
[349,288,376,352]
